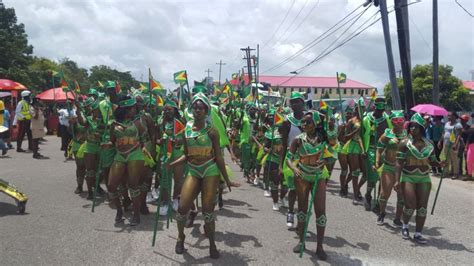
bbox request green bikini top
[296,133,326,158]
[287,113,302,127]
[114,120,141,154]
[185,121,214,158]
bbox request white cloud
[4,0,473,91]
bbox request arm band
[286,151,298,161]
[396,151,406,159]
[377,142,386,149]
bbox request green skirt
[114,148,145,163]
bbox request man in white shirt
[57,102,75,160]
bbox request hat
[390,110,404,119]
[84,97,99,110]
[118,97,136,107]
[88,88,98,96]
[290,91,304,102]
[191,92,210,115]
[305,110,321,126]
[21,90,31,98]
[410,113,426,128]
[192,85,208,95]
[461,114,470,121]
[104,81,116,89]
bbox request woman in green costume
[286,111,328,260]
[375,110,407,226]
[157,99,185,215]
[343,103,365,205]
[78,98,106,200]
[69,107,87,194]
[337,107,354,197]
[394,113,444,244]
[170,93,238,259]
[107,95,147,226]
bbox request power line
[409,16,431,49]
[262,3,368,74]
[279,0,321,45]
[454,0,474,17]
[271,0,310,47]
[261,0,297,49]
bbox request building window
[344,88,347,94]
[351,88,354,94]
[314,88,317,94]
[283,88,287,94]
[361,89,365,96]
[322,89,325,94]
[329,88,333,94]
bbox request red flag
[60,77,68,89]
[174,119,185,135]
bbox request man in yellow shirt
[14,90,33,152]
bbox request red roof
[230,75,373,89]
[463,81,474,90]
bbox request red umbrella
[411,104,448,116]
[36,87,76,102]
[0,79,27,91]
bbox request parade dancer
[158,99,185,215]
[171,93,238,259]
[360,97,391,211]
[337,107,354,197]
[394,113,444,244]
[286,111,328,260]
[79,98,106,200]
[280,92,305,227]
[107,96,147,226]
[375,110,406,226]
[69,106,87,194]
[342,101,365,205]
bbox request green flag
[338,73,347,83]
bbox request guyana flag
[139,83,147,91]
[60,75,68,89]
[231,73,238,80]
[320,100,328,110]
[174,119,185,135]
[156,95,164,106]
[50,70,59,77]
[173,70,187,84]
[338,73,347,84]
[370,89,377,100]
[150,78,163,91]
[222,83,231,94]
[274,112,284,126]
[74,80,81,94]
[97,81,104,88]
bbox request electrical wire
[279,0,321,45]
[271,0,310,47]
[454,0,474,17]
[261,0,297,49]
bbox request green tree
[0,4,33,87]
[59,58,90,91]
[88,65,139,90]
[384,64,473,111]
[26,57,59,92]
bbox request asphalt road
[1,136,473,265]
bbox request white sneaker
[253,177,259,185]
[272,202,280,211]
[159,204,169,216]
[146,192,155,203]
[172,199,179,211]
[264,190,271,197]
[152,188,160,200]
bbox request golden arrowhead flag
[173,70,187,84]
[98,81,104,87]
[320,100,328,110]
[274,112,284,126]
[139,83,147,91]
[174,119,185,135]
[156,95,164,106]
[74,81,81,93]
[150,79,163,90]
[370,89,377,100]
[60,76,68,89]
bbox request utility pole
[216,60,226,86]
[432,0,440,105]
[241,46,256,83]
[470,70,474,80]
[379,0,402,109]
[205,68,212,86]
[395,0,414,109]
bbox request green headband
[410,113,426,128]
[165,98,178,109]
[390,110,404,119]
[191,92,211,115]
[87,88,98,96]
[119,98,136,107]
[306,111,321,125]
[375,102,386,110]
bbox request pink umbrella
[0,79,27,91]
[411,104,448,116]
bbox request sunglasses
[391,118,405,124]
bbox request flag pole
[148,68,153,106]
[336,72,345,123]
[431,139,452,215]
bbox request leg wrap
[108,190,120,200]
[175,212,187,223]
[403,207,414,216]
[139,182,150,193]
[203,212,215,223]
[340,170,348,177]
[397,199,404,208]
[316,214,327,227]
[297,211,307,222]
[86,169,96,178]
[269,181,278,191]
[416,207,427,217]
[378,198,387,204]
[351,170,360,177]
[129,187,141,198]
